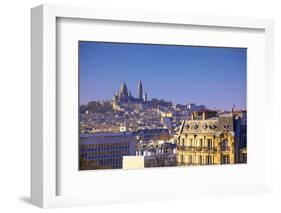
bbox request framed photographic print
[78,41,247,170]
[31,4,274,208]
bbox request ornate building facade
[176,110,247,166]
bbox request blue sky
[79,41,246,110]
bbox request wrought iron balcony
[221,147,230,151]
[177,146,217,152]
[177,146,190,151]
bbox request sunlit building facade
[176,111,247,166]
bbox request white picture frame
[31,4,274,208]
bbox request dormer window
[224,124,229,129]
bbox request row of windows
[80,142,129,150]
[83,150,129,157]
[84,155,124,160]
[179,138,213,148]
[179,155,213,165]
[81,146,129,153]
[178,154,230,164]
[91,158,122,166]
[138,129,168,134]
[185,124,217,130]
[179,138,231,150]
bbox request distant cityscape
[79,80,247,170]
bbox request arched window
[221,140,229,151]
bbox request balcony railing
[179,162,214,166]
[177,146,217,152]
[221,147,230,151]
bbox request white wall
[0,0,280,212]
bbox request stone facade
[176,111,245,166]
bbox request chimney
[191,112,194,120]
[202,111,206,120]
